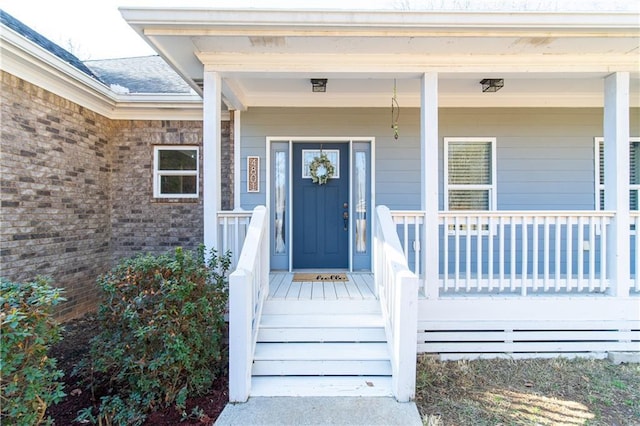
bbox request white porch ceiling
[121,8,640,109]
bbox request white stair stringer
[251,299,393,397]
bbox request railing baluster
[521,215,528,296]
[233,216,240,267]
[578,216,585,291]
[403,216,409,261]
[476,215,482,291]
[465,215,471,292]
[510,216,516,292]
[455,216,460,291]
[567,216,573,291]
[543,217,550,291]
[488,216,494,292]
[635,215,640,292]
[589,216,596,292]
[499,216,505,292]
[555,216,561,292]
[443,216,449,291]
[414,215,420,278]
[600,216,607,292]
[222,216,229,255]
[533,216,539,292]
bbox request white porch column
[233,110,242,210]
[203,70,222,250]
[421,72,439,299]
[604,72,630,297]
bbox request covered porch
[121,6,640,403]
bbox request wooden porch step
[260,313,384,328]
[250,376,393,397]
[253,342,391,376]
[254,342,389,361]
[259,314,386,342]
[252,359,392,376]
[258,326,387,343]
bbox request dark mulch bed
[46,313,229,425]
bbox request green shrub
[0,277,66,426]
[77,246,230,425]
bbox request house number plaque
[247,156,259,193]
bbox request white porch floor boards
[268,272,376,301]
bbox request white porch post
[233,110,242,210]
[421,72,439,299]
[203,70,222,250]
[604,72,630,297]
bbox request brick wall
[109,120,204,261]
[1,72,112,320]
[1,71,233,321]
[221,118,233,210]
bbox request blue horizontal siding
[240,107,640,212]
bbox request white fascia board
[1,28,116,116]
[110,95,204,120]
[120,8,639,34]
[1,26,205,121]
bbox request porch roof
[120,7,640,109]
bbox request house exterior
[1,5,639,402]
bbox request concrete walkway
[214,397,423,426]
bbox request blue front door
[292,143,349,269]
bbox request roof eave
[1,23,205,121]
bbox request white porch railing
[632,212,640,293]
[391,210,617,296]
[228,206,269,403]
[374,206,418,402]
[217,210,252,270]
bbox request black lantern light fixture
[310,78,327,92]
[480,78,504,92]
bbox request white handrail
[228,206,269,403]
[375,205,418,402]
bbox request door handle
[343,211,349,230]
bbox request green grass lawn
[415,356,640,425]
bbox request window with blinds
[444,138,497,211]
[596,138,640,210]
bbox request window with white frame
[595,137,640,210]
[153,146,199,198]
[444,137,497,211]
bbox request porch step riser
[258,328,387,342]
[262,300,381,315]
[251,376,393,397]
[252,360,392,376]
[254,342,389,360]
[260,314,384,328]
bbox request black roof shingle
[85,56,193,94]
[1,9,102,82]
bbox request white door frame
[266,136,376,272]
